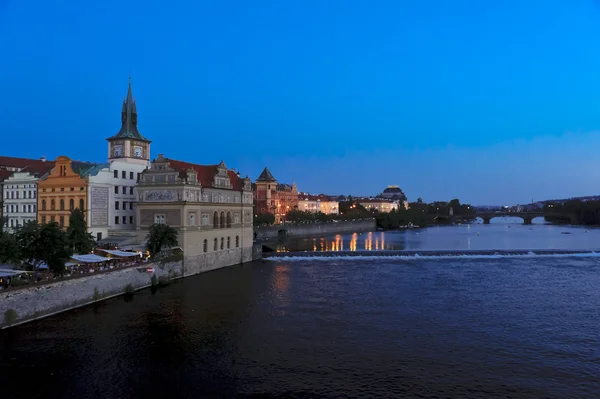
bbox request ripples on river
[1,253,600,398]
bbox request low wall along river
[255,219,376,240]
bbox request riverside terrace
[0,250,148,291]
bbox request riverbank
[1,243,264,329]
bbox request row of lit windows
[203,236,240,252]
[115,186,135,195]
[4,204,36,213]
[4,191,36,199]
[41,199,84,211]
[42,187,85,192]
[114,216,135,225]
[114,170,141,181]
[115,201,134,210]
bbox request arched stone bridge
[475,212,545,225]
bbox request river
[1,221,599,398]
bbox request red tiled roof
[0,170,12,182]
[0,156,54,170]
[166,159,245,190]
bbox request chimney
[40,156,46,162]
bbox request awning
[99,249,140,257]
[0,269,28,277]
[71,254,110,263]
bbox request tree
[0,232,19,264]
[146,223,179,258]
[67,209,96,254]
[254,212,275,226]
[15,221,72,274]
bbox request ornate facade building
[135,154,254,275]
[297,193,339,215]
[37,156,92,228]
[254,167,298,223]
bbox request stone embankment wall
[0,244,263,329]
[0,261,183,329]
[255,219,376,240]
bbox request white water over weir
[264,249,600,260]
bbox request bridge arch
[477,213,544,225]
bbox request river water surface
[1,222,600,398]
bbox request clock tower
[106,79,151,166]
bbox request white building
[297,194,339,215]
[1,159,53,232]
[88,80,151,246]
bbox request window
[203,239,208,252]
[60,199,64,211]
[115,216,119,224]
[130,187,134,195]
[51,199,55,210]
[69,199,74,210]
[79,199,84,210]
[122,216,127,224]
[114,170,118,178]
[234,214,240,224]
[130,171,134,179]
[122,186,126,194]
[42,200,46,211]
[33,204,36,212]
[60,188,64,192]
[129,202,133,210]
[213,212,219,228]
[51,216,55,222]
[220,237,224,250]
[59,216,64,227]
[115,201,119,210]
[123,201,127,210]
[214,238,218,251]
[227,237,230,249]
[202,214,209,226]
[137,173,141,181]
[41,216,46,224]
[154,214,165,224]
[236,236,239,247]
[129,216,134,224]
[220,211,225,228]
[70,187,74,191]
[122,171,126,179]
[226,212,232,228]
[114,186,119,194]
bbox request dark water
[271,221,600,252]
[2,250,600,398]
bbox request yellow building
[37,156,93,228]
[357,199,399,213]
[297,194,339,215]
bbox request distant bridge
[435,211,576,225]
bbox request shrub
[4,309,18,326]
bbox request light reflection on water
[271,220,600,252]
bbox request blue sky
[1,0,600,205]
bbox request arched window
[227,237,230,249]
[51,199,55,210]
[42,199,46,211]
[220,237,224,250]
[213,212,219,228]
[236,236,239,248]
[79,199,84,210]
[60,199,64,211]
[220,211,225,228]
[226,212,232,228]
[203,239,208,253]
[69,199,74,210]
[213,238,218,251]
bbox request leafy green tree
[254,212,275,226]
[0,232,20,264]
[67,209,96,254]
[15,221,72,274]
[146,223,179,258]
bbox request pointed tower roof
[256,167,276,182]
[107,78,151,142]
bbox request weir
[264,249,600,259]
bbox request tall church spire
[107,78,150,142]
